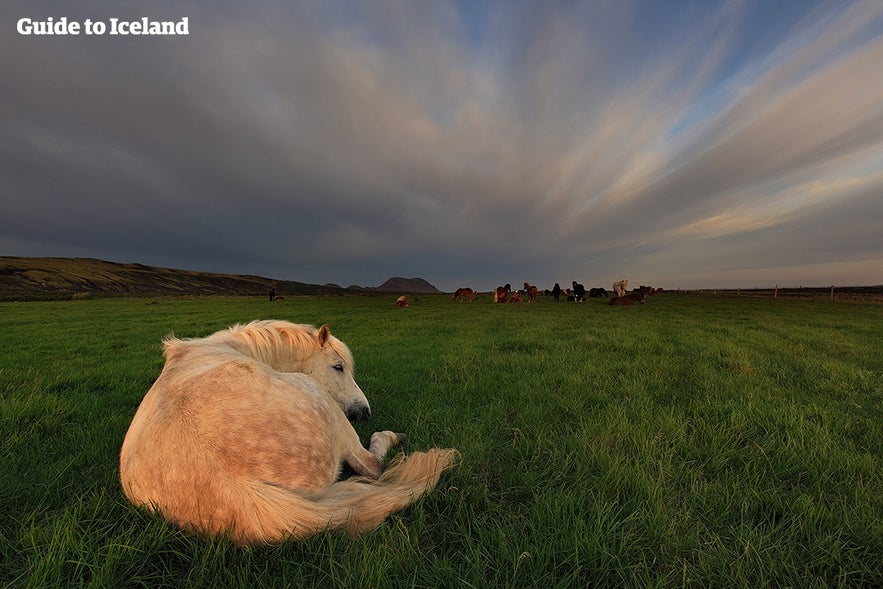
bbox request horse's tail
[225,448,458,545]
[451,291,457,301]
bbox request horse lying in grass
[119,320,457,545]
[609,291,646,305]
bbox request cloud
[2,0,882,288]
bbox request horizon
[5,255,880,294]
[3,1,883,291]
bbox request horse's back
[120,349,341,521]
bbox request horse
[613,279,629,297]
[609,291,645,305]
[119,320,457,545]
[274,295,284,301]
[571,281,586,302]
[509,290,523,303]
[451,287,475,302]
[589,287,608,298]
[552,283,561,302]
[396,295,410,307]
[523,282,538,303]
[493,284,511,303]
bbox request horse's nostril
[346,405,371,422]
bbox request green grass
[1,294,881,588]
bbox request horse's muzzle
[345,404,371,422]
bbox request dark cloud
[2,0,882,289]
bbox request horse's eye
[332,363,344,372]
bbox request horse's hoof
[395,432,408,445]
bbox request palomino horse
[523,282,538,303]
[451,287,476,302]
[613,279,629,297]
[120,320,456,545]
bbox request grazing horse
[609,291,646,305]
[396,295,410,307]
[613,279,629,297]
[493,284,511,303]
[119,320,457,545]
[451,287,476,302]
[509,290,523,303]
[589,287,608,298]
[523,282,538,303]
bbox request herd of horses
[449,281,660,306]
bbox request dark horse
[571,281,586,302]
[552,283,562,302]
[609,291,646,305]
[589,287,608,298]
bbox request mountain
[0,257,443,300]
[0,257,348,300]
[366,277,442,293]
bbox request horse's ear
[317,324,331,348]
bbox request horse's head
[304,324,371,421]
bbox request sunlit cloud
[2,0,882,288]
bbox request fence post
[830,285,834,301]
[774,285,778,298]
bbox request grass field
[1,293,881,588]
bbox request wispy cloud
[2,0,882,288]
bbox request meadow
[1,293,881,588]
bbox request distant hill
[348,276,442,294]
[371,277,442,293]
[0,257,443,300]
[0,257,350,300]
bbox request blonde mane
[163,320,354,372]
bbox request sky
[3,0,883,291]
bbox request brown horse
[609,291,646,305]
[509,290,523,303]
[523,282,538,303]
[493,284,511,303]
[451,287,476,302]
[396,295,410,307]
[120,320,456,544]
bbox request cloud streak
[2,0,882,289]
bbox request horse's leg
[343,429,405,479]
[369,431,406,461]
